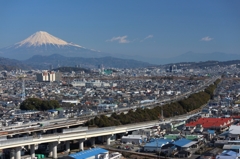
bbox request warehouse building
[144,138,172,152]
[63,147,122,159]
[185,117,233,132]
[121,135,147,144]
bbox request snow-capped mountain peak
[15,31,82,48]
[0,31,110,60]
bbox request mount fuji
[0,31,110,60]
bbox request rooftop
[217,150,240,157]
[229,125,240,135]
[144,138,172,147]
[70,147,108,159]
[173,138,192,147]
[186,117,233,128]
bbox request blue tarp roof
[144,139,172,148]
[173,138,192,147]
[70,148,108,159]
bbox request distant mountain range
[164,60,240,70]
[0,31,152,69]
[24,54,152,69]
[53,66,92,73]
[23,52,240,69]
[0,31,239,68]
[0,53,240,71]
[0,57,30,71]
[157,51,240,64]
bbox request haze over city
[0,1,240,64]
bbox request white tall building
[36,71,61,82]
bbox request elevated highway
[0,113,194,149]
[0,119,87,137]
[0,113,196,159]
[0,115,197,159]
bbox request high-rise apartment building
[36,71,62,82]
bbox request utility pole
[161,106,164,121]
[19,75,26,102]
[21,77,25,101]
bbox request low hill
[163,60,240,69]
[53,67,91,73]
[24,54,152,69]
[0,57,31,71]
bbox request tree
[20,98,42,110]
[20,98,60,111]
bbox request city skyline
[0,0,240,60]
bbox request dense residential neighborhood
[1,63,240,159]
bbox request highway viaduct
[0,113,196,159]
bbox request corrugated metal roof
[218,150,239,157]
[229,125,240,135]
[144,138,172,147]
[185,118,232,128]
[173,138,192,147]
[165,134,179,140]
[122,135,142,139]
[223,145,240,150]
[70,148,108,159]
[181,141,197,148]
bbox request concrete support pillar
[48,142,53,157]
[91,137,95,146]
[53,129,57,133]
[14,134,20,138]
[15,146,21,159]
[10,149,15,159]
[30,144,35,159]
[32,132,37,137]
[107,135,111,145]
[79,139,84,151]
[116,133,125,140]
[65,141,70,153]
[52,142,58,159]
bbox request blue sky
[0,0,240,59]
